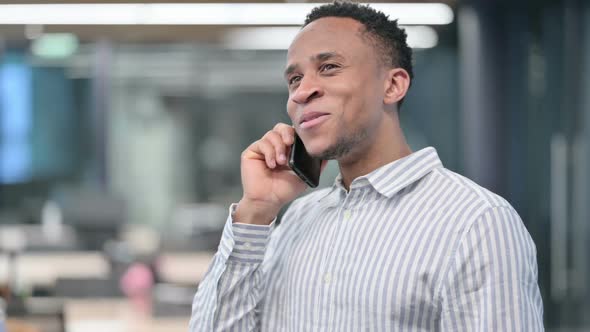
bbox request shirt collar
[318,147,443,204]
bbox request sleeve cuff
[228,203,276,263]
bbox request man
[190,2,544,331]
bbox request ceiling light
[224,25,439,50]
[0,3,453,26]
[224,27,299,50]
[403,26,439,49]
[31,33,79,59]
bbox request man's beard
[313,125,370,160]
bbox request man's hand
[234,123,310,225]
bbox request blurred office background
[0,0,588,331]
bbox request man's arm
[189,123,322,331]
[188,204,274,332]
[439,206,544,331]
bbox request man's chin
[305,148,330,160]
[311,144,350,161]
[304,129,366,161]
[302,141,328,158]
[304,135,356,160]
[304,141,335,159]
[307,148,327,160]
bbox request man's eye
[289,76,302,86]
[320,63,338,72]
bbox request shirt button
[243,242,251,249]
[324,273,332,284]
[343,210,351,220]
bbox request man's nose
[291,75,323,105]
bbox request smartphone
[288,133,322,188]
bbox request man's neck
[337,129,412,192]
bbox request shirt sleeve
[439,206,544,331]
[189,203,275,332]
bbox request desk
[6,318,41,332]
[64,299,188,332]
[157,252,215,285]
[0,252,110,290]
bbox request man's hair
[303,1,413,108]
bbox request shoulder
[429,167,514,211]
[422,167,529,246]
[428,168,535,253]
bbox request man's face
[285,17,388,160]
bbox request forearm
[189,205,274,331]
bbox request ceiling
[0,1,456,44]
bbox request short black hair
[303,1,413,108]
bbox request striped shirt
[190,147,544,331]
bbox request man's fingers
[273,123,295,146]
[243,141,264,160]
[244,139,276,168]
[257,140,277,168]
[263,131,288,165]
[243,124,297,169]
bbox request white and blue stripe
[190,147,544,331]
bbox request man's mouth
[300,112,330,130]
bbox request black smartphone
[288,133,322,188]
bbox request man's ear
[383,68,410,106]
